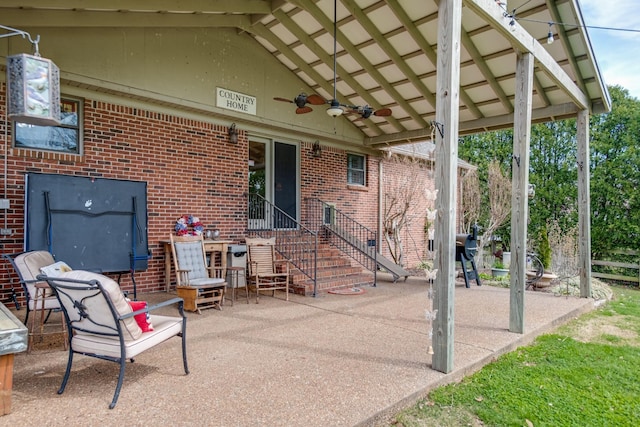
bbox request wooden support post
[432,0,462,374]
[510,50,534,334]
[576,109,592,298]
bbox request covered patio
[5,274,596,426]
[1,0,609,381]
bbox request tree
[461,168,481,233]
[528,119,579,240]
[538,224,552,271]
[475,161,512,265]
[458,84,640,264]
[590,86,640,255]
[458,130,514,247]
[458,155,512,266]
[383,153,432,266]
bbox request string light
[514,13,640,34]
[497,2,640,45]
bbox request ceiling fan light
[326,105,343,117]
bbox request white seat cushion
[70,314,183,359]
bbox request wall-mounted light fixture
[312,140,322,158]
[228,123,238,143]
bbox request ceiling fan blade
[374,108,392,117]
[306,94,327,105]
[274,97,294,103]
[296,106,313,114]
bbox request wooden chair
[4,251,68,352]
[170,234,226,313]
[245,237,290,303]
[40,270,189,409]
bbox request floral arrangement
[175,215,204,236]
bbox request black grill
[456,225,481,288]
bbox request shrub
[538,225,552,270]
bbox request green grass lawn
[391,285,640,427]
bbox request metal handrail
[305,198,377,284]
[246,193,318,296]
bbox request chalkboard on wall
[25,173,149,273]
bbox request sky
[579,0,640,99]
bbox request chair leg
[180,330,189,375]
[57,348,74,395]
[109,357,127,409]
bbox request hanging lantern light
[7,53,61,126]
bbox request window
[13,97,82,154]
[347,153,366,186]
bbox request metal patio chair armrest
[120,297,186,321]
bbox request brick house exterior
[0,87,405,300]
[0,26,467,303]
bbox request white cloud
[579,0,640,98]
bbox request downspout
[378,157,383,256]
[3,46,8,234]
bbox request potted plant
[491,258,509,278]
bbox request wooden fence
[591,250,640,284]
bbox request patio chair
[4,251,68,351]
[170,234,226,313]
[245,237,290,303]
[39,270,189,409]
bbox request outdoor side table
[226,266,249,305]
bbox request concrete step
[291,272,375,296]
[291,263,365,279]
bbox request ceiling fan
[344,105,393,120]
[273,0,391,121]
[273,93,326,114]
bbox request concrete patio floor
[4,273,597,426]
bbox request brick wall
[0,87,384,301]
[299,141,379,232]
[0,86,248,298]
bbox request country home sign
[216,87,256,115]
